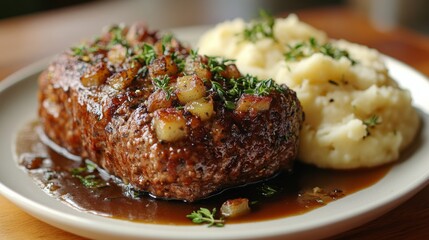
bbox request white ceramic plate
[1,28,429,240]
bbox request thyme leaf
[132,43,157,65]
[107,24,129,48]
[363,115,381,137]
[186,208,225,227]
[71,161,97,175]
[206,56,235,80]
[190,49,199,60]
[74,175,106,189]
[259,183,281,197]
[242,10,276,42]
[209,66,285,110]
[363,115,381,128]
[71,162,106,189]
[284,42,305,62]
[143,43,158,65]
[153,75,173,100]
[161,33,174,54]
[70,44,100,60]
[284,37,357,65]
[171,51,185,72]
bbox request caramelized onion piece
[154,37,182,55]
[235,94,272,113]
[107,44,127,64]
[147,89,173,112]
[80,62,111,87]
[185,57,212,81]
[153,108,187,142]
[126,22,149,46]
[220,198,251,218]
[108,61,142,90]
[185,97,214,121]
[149,55,179,78]
[220,64,241,79]
[176,75,206,104]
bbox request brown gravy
[15,121,391,225]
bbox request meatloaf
[38,22,304,202]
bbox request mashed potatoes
[198,15,420,169]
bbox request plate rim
[1,53,429,240]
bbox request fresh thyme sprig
[284,37,357,65]
[132,36,184,71]
[159,33,187,71]
[284,42,306,62]
[153,75,173,100]
[190,49,199,60]
[132,43,157,65]
[107,24,129,48]
[210,71,285,110]
[70,25,127,59]
[186,208,225,227]
[206,56,236,80]
[242,10,276,42]
[161,34,173,54]
[70,44,101,61]
[171,51,186,72]
[211,81,236,110]
[205,56,284,95]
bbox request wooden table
[1,3,428,239]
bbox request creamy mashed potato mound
[198,15,420,169]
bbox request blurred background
[1,0,428,33]
[0,0,428,78]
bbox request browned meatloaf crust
[38,23,304,202]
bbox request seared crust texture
[38,23,304,201]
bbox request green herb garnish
[186,208,225,227]
[153,75,173,100]
[363,115,381,128]
[190,49,199,60]
[284,37,357,64]
[133,43,157,65]
[107,24,128,48]
[74,174,106,188]
[161,33,174,54]
[72,25,128,59]
[71,161,97,175]
[284,42,305,61]
[211,81,235,110]
[319,43,356,64]
[206,56,235,79]
[210,70,284,110]
[363,115,381,137]
[136,66,148,78]
[242,10,276,42]
[71,161,106,189]
[246,77,283,95]
[171,51,185,72]
[259,184,279,197]
[70,44,100,59]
